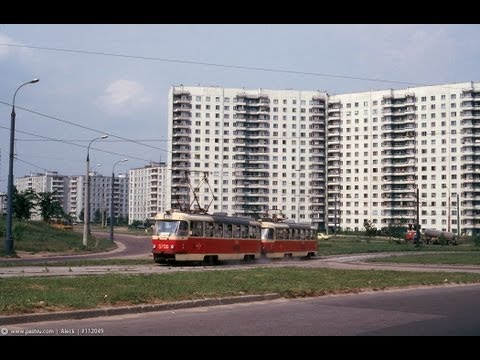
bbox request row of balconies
[234,114,270,121]
[234,107,270,114]
[233,147,269,154]
[172,136,191,143]
[233,171,270,179]
[234,179,269,186]
[310,180,325,187]
[172,103,192,110]
[234,96,270,104]
[172,146,191,153]
[173,119,191,127]
[461,90,480,100]
[309,115,326,122]
[233,139,269,145]
[172,111,191,119]
[461,155,480,162]
[233,154,270,161]
[382,192,415,199]
[233,163,269,170]
[460,110,480,118]
[234,123,270,129]
[233,130,270,136]
[382,125,416,132]
[172,93,191,103]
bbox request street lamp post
[83,135,108,247]
[110,159,128,242]
[4,78,39,255]
[447,187,451,233]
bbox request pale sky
[1,24,479,192]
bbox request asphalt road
[3,232,152,264]
[4,284,480,336]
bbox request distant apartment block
[0,192,6,216]
[128,162,167,224]
[15,171,69,220]
[68,172,129,223]
[167,82,480,235]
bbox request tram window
[191,221,203,237]
[224,224,233,238]
[300,229,305,240]
[178,221,189,236]
[261,228,274,240]
[233,225,241,238]
[241,225,249,238]
[157,221,179,234]
[214,223,223,237]
[205,222,214,237]
[277,229,284,240]
[250,226,258,239]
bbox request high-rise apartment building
[128,162,167,223]
[167,86,327,229]
[167,82,480,235]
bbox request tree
[93,208,102,224]
[37,192,65,222]
[13,188,37,221]
[382,225,406,240]
[363,219,377,237]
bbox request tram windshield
[261,228,274,240]
[155,220,189,236]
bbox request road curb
[0,293,282,326]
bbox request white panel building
[0,192,6,216]
[167,82,480,235]
[128,162,167,223]
[68,172,129,223]
[15,171,69,220]
[167,86,327,229]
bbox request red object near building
[405,230,417,242]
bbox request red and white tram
[260,220,317,259]
[152,211,262,264]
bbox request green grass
[1,267,480,315]
[317,235,480,256]
[0,259,152,267]
[0,218,116,255]
[367,252,480,265]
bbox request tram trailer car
[152,211,262,263]
[260,220,317,259]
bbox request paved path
[2,252,480,278]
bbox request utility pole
[334,193,337,237]
[457,193,460,238]
[448,191,451,233]
[83,135,108,247]
[4,79,39,255]
[415,187,420,245]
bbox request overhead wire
[0,43,431,87]
[0,100,169,154]
[0,124,160,163]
